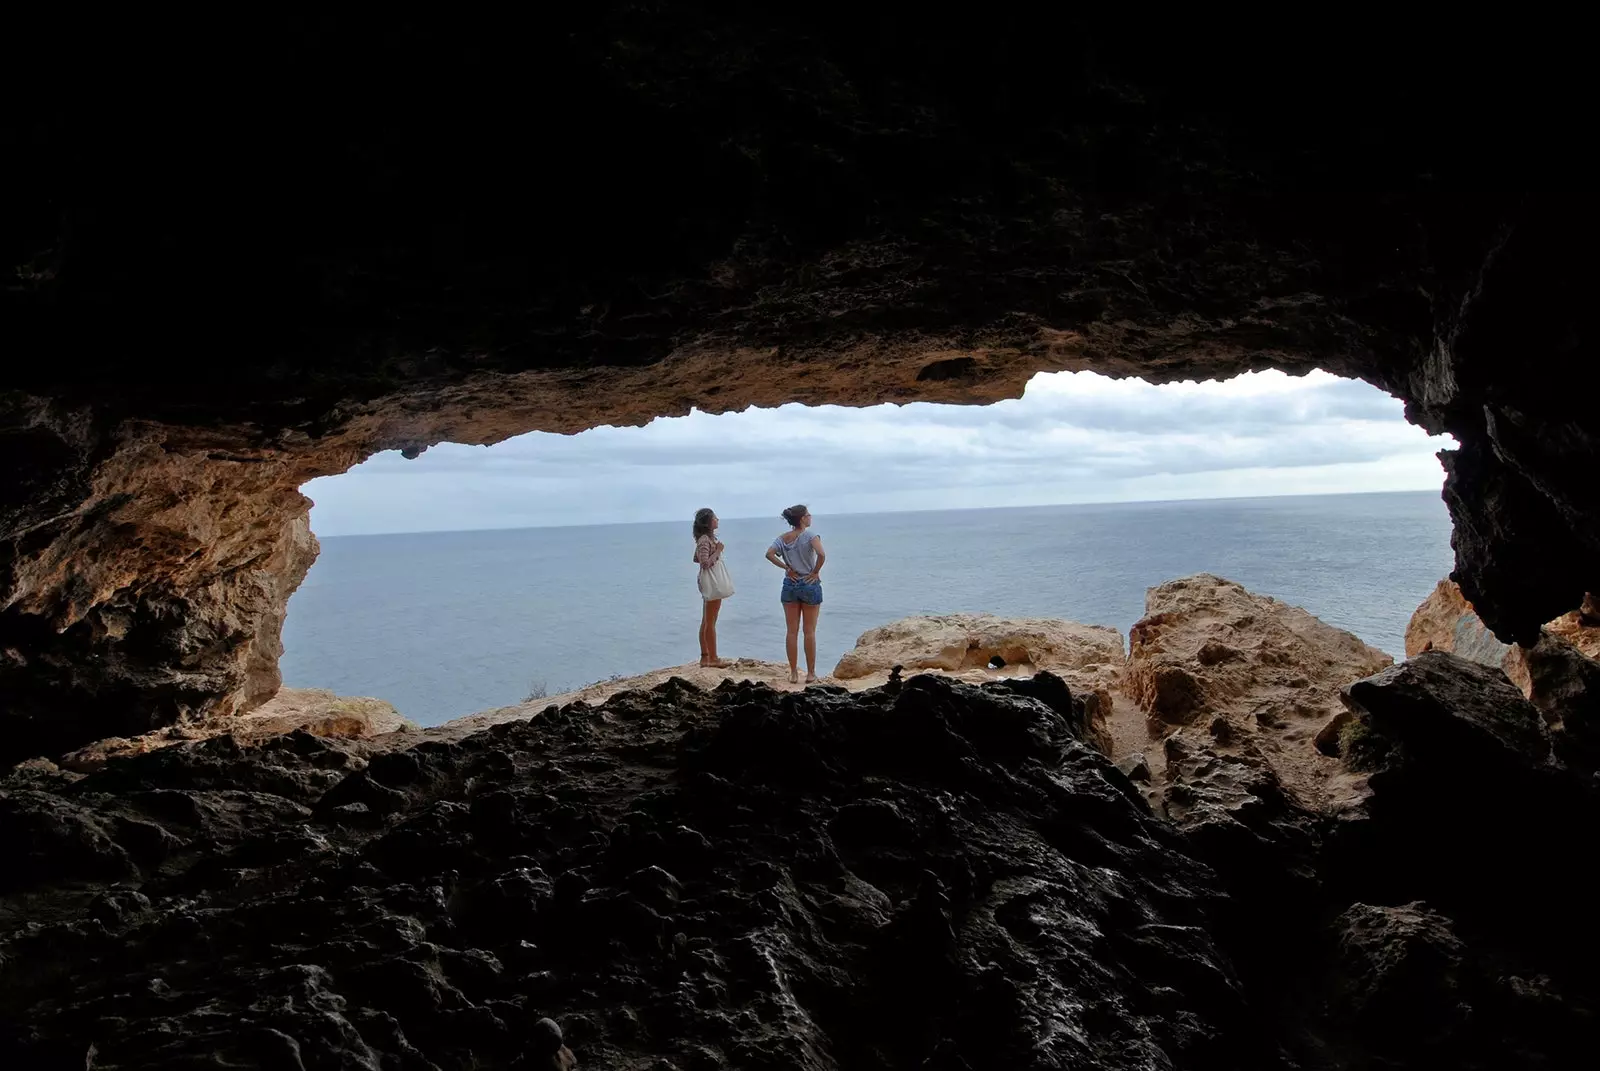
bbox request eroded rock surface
[1333,903,1470,1056]
[1125,575,1392,810]
[6,664,1598,1068]
[3,16,1598,755]
[1154,653,1600,1069]
[56,687,415,773]
[1406,578,1600,699]
[2,674,1261,1069]
[1405,578,1514,668]
[1545,594,1600,661]
[1317,653,1600,1066]
[834,614,1123,682]
[833,613,1122,751]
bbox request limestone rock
[454,659,848,734]
[1545,593,1600,661]
[1333,902,1469,1050]
[4,654,1598,1066]
[236,688,411,740]
[463,656,1115,758]
[1313,710,1355,758]
[1404,578,1512,667]
[834,613,1123,682]
[1125,574,1392,810]
[1158,732,1294,834]
[1405,578,1600,700]
[832,613,1122,734]
[1343,652,1553,771]
[1325,652,1600,1063]
[1116,753,1151,783]
[1492,635,1600,771]
[0,674,1263,1069]
[241,515,321,711]
[56,687,412,772]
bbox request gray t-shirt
[771,530,819,575]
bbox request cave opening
[7,15,1600,1065]
[277,368,1455,729]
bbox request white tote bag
[698,559,735,601]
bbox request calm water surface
[282,491,1454,725]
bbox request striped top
[694,534,722,568]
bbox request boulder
[833,613,1124,683]
[1333,902,1469,1051]
[831,614,1124,746]
[1124,575,1392,810]
[1116,753,1151,783]
[1321,656,1600,1064]
[1342,652,1553,772]
[1334,653,1592,959]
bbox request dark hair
[692,508,716,541]
[781,504,808,528]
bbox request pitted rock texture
[833,614,1123,681]
[1332,903,1471,1057]
[2,14,1597,755]
[1148,653,1600,1070]
[1318,653,1600,1066]
[833,613,1122,752]
[1125,575,1392,811]
[1,674,1266,1069]
[5,667,1599,1068]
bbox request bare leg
[802,603,821,682]
[705,599,727,666]
[699,601,710,664]
[784,601,801,682]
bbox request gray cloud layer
[305,370,1455,535]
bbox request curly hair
[692,507,716,541]
[781,504,808,528]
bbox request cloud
[303,370,1457,535]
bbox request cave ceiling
[0,11,1592,761]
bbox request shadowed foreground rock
[5,667,1598,1068]
[2,674,1258,1069]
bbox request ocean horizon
[306,486,1447,538]
[282,489,1454,726]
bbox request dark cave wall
[1,11,1593,761]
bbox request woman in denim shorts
[764,504,826,684]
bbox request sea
[280,491,1455,727]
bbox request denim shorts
[780,577,823,605]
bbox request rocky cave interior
[3,12,1597,1069]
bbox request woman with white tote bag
[692,508,735,667]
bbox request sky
[303,369,1457,536]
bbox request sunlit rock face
[2,14,1594,758]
